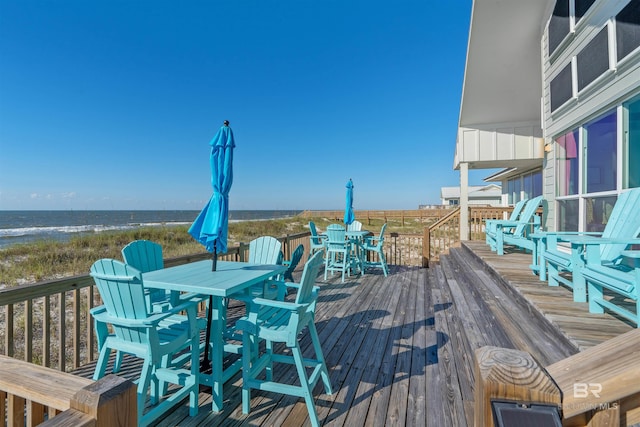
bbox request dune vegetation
[0,215,422,288]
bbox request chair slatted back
[284,244,305,281]
[325,224,346,249]
[249,236,282,265]
[347,220,362,232]
[599,188,640,262]
[122,240,166,306]
[376,223,388,248]
[309,221,324,245]
[122,240,164,273]
[295,251,324,305]
[90,259,149,343]
[509,198,528,221]
[513,196,544,237]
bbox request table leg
[210,296,225,412]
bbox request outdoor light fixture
[492,401,562,427]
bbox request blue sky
[0,0,487,211]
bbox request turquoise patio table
[142,260,287,412]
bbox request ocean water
[0,210,302,249]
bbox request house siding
[543,0,640,138]
[457,123,544,164]
[541,0,640,231]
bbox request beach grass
[0,215,427,288]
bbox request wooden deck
[70,241,635,426]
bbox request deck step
[438,245,578,366]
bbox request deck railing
[300,209,449,226]
[0,354,136,426]
[423,206,515,266]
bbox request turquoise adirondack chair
[537,187,640,303]
[324,224,351,282]
[485,198,528,246]
[283,243,305,283]
[359,223,389,277]
[97,240,172,375]
[346,220,363,232]
[308,221,327,259]
[90,259,200,427]
[247,236,284,298]
[236,251,332,427]
[486,195,544,256]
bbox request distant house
[440,184,502,207]
[454,0,640,239]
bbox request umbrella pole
[202,245,217,372]
[201,295,213,372]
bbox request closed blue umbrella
[188,120,235,371]
[189,120,235,270]
[344,178,355,226]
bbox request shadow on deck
[71,242,634,426]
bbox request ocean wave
[0,222,192,238]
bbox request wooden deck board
[67,242,635,426]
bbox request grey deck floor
[71,241,634,426]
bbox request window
[557,199,579,231]
[575,0,596,21]
[509,178,523,203]
[585,195,618,232]
[556,130,580,196]
[550,63,573,112]
[624,96,640,188]
[507,180,515,205]
[523,170,543,200]
[533,171,543,197]
[513,178,522,202]
[616,0,640,62]
[524,174,532,199]
[549,0,571,55]
[584,110,617,193]
[576,26,609,91]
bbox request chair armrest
[620,250,640,259]
[90,272,139,281]
[541,231,603,241]
[283,283,320,294]
[564,236,640,246]
[179,292,208,304]
[495,220,520,228]
[249,297,305,311]
[91,310,159,328]
[90,305,108,316]
[165,298,200,315]
[91,299,198,328]
[620,250,640,269]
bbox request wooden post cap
[474,346,561,427]
[71,375,137,427]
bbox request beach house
[455,0,640,239]
[439,184,502,206]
